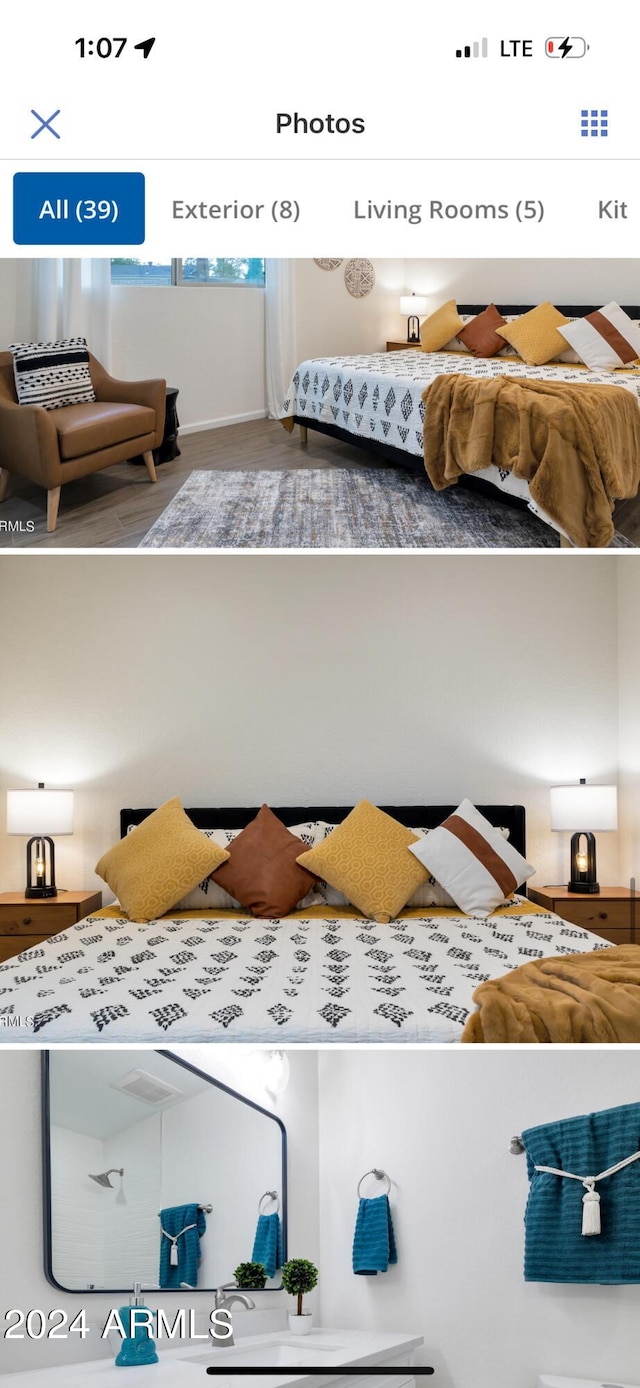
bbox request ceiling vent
[110,1068,182,1105]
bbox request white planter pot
[288,1312,313,1335]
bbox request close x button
[13,172,145,245]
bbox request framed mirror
[42,1050,287,1293]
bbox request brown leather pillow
[457,304,507,358]
[211,805,317,918]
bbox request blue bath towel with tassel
[352,1195,397,1275]
[251,1213,283,1279]
[522,1101,640,1283]
[159,1204,206,1289]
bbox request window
[178,258,265,285]
[110,258,265,286]
[110,260,172,285]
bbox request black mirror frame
[41,1049,288,1294]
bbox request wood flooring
[1,418,639,548]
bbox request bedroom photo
[0,550,638,1045]
[2,1043,640,1388]
[1,257,640,550]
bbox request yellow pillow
[296,799,428,924]
[420,299,465,353]
[495,302,571,366]
[95,797,229,922]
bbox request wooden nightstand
[386,340,423,352]
[528,886,637,944]
[0,890,102,963]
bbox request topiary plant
[234,1261,268,1290]
[281,1258,319,1317]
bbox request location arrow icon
[134,38,156,59]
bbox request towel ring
[258,1190,280,1214]
[357,1168,391,1198]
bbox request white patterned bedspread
[0,899,610,1044]
[281,351,640,532]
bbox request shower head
[89,1168,124,1188]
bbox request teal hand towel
[523,1101,640,1283]
[251,1213,283,1279]
[352,1194,397,1275]
[159,1204,206,1289]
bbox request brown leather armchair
[0,352,166,531]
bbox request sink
[183,1341,347,1368]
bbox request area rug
[139,468,634,549]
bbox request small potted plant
[281,1258,318,1335]
[234,1261,268,1290]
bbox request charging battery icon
[546,37,589,58]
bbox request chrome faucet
[180,1282,255,1348]
[214,1284,256,1312]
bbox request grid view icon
[581,109,608,137]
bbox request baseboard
[180,410,267,436]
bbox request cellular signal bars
[456,39,488,58]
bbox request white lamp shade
[550,783,617,833]
[400,295,428,317]
[7,788,74,836]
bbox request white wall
[110,284,266,432]
[293,259,405,360]
[102,1115,161,1289]
[50,1127,105,1291]
[404,258,640,325]
[0,553,622,896]
[617,561,640,888]
[0,1047,319,1374]
[317,1048,640,1388]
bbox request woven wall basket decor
[344,259,376,298]
[314,259,343,270]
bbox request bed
[280,304,640,544]
[0,803,613,1045]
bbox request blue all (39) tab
[13,172,145,245]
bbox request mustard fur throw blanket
[422,373,640,549]
[461,944,640,1043]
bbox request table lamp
[550,778,618,894]
[7,783,74,897]
[400,294,428,343]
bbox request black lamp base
[406,314,420,343]
[25,835,57,898]
[567,830,599,894]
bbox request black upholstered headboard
[458,303,640,319]
[120,803,527,880]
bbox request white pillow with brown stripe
[558,303,640,373]
[407,799,534,919]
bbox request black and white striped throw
[10,337,96,410]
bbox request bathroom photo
[1,1043,639,1388]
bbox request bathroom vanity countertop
[0,1326,425,1385]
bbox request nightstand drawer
[0,905,78,933]
[558,901,632,937]
[0,933,54,962]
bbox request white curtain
[265,259,297,418]
[32,259,112,368]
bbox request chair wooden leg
[143,450,158,482]
[47,487,61,533]
[299,425,308,446]
[0,469,11,503]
